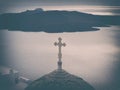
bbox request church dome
[25,37,95,90]
[25,69,95,90]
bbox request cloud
[0,0,120,5]
[0,0,120,14]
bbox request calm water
[0,26,120,88]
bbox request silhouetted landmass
[0,8,120,33]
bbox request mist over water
[0,26,119,89]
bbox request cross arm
[54,42,58,46]
[62,43,66,47]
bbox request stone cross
[54,37,66,70]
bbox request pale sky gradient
[0,0,120,15]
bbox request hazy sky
[0,0,120,14]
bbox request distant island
[0,8,120,33]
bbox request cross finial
[54,37,66,70]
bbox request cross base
[58,61,62,70]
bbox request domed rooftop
[25,69,95,90]
[25,37,95,90]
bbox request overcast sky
[0,0,120,14]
